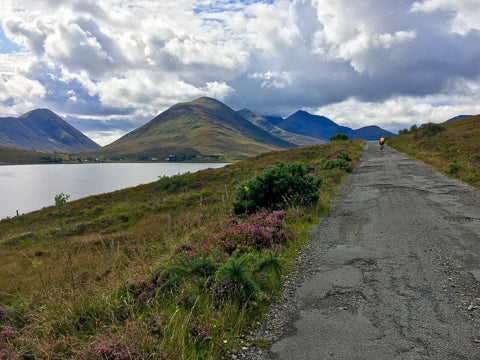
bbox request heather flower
[73,332,140,360]
[0,308,5,321]
[0,327,19,341]
[0,349,20,360]
[145,313,167,337]
[136,269,172,301]
[189,317,210,341]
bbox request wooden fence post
[110,239,115,259]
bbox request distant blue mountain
[262,116,285,127]
[263,110,395,141]
[445,115,473,122]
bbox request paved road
[265,142,480,359]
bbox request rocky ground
[230,142,480,360]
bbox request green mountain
[0,109,100,153]
[88,97,296,161]
[237,109,325,146]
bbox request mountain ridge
[237,109,325,146]
[266,110,395,141]
[85,97,296,161]
[0,109,100,153]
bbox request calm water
[0,162,227,219]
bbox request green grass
[388,115,480,191]
[0,140,364,359]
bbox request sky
[0,0,479,146]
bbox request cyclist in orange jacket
[379,137,385,150]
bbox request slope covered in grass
[87,97,296,161]
[0,146,71,164]
[388,115,480,191]
[0,140,364,359]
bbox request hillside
[87,97,296,161]
[0,140,365,359]
[237,109,325,146]
[0,146,70,164]
[271,110,395,141]
[0,109,100,153]
[388,115,480,190]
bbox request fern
[155,252,222,291]
[215,253,259,301]
[254,251,284,283]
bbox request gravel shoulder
[233,142,480,360]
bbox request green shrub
[330,133,349,142]
[231,162,321,216]
[157,173,194,192]
[449,162,460,174]
[55,193,70,216]
[420,123,446,138]
[323,158,353,173]
[336,152,352,162]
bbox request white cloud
[372,30,417,50]
[410,0,480,34]
[0,0,480,146]
[312,77,480,132]
[249,70,294,89]
[0,53,46,115]
[230,1,300,56]
[0,71,45,101]
[83,129,127,147]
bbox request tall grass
[0,140,364,359]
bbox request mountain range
[1,97,400,161]
[85,97,296,161]
[237,109,324,146]
[0,109,99,153]
[267,110,395,141]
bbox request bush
[231,162,321,216]
[174,211,295,258]
[336,152,352,162]
[55,193,70,216]
[323,158,353,173]
[157,173,194,192]
[207,211,293,254]
[330,134,349,142]
[449,162,460,174]
[420,123,446,138]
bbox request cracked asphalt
[240,142,480,360]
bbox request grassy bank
[387,115,480,191]
[0,140,364,359]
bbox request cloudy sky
[1,0,479,146]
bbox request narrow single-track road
[237,142,480,360]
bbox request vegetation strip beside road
[387,115,480,192]
[0,140,363,359]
